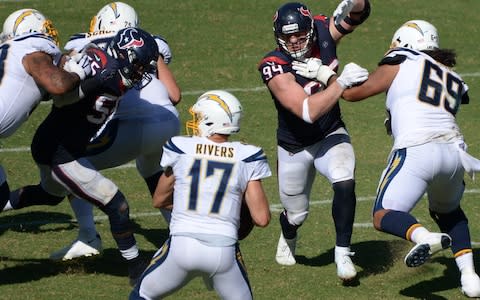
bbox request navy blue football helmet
[273,2,316,60]
[107,27,159,89]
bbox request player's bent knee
[287,211,309,226]
[429,206,468,232]
[373,209,387,231]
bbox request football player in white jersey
[130,90,272,300]
[341,20,480,298]
[48,1,182,261]
[0,9,90,217]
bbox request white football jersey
[385,48,467,149]
[162,136,271,240]
[0,33,62,137]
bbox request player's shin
[332,179,356,246]
[429,207,472,255]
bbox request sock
[70,197,97,241]
[120,245,140,260]
[379,210,418,240]
[410,226,430,244]
[456,252,476,274]
[332,180,356,247]
[280,211,299,240]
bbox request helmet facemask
[276,29,314,60]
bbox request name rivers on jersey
[195,143,234,158]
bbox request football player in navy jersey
[2,27,160,287]
[48,1,181,262]
[258,0,370,282]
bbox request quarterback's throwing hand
[336,62,368,89]
[292,58,336,86]
[333,0,355,25]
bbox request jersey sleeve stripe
[243,149,267,163]
[164,138,184,154]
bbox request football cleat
[49,234,102,261]
[461,271,480,298]
[128,256,149,287]
[335,246,357,281]
[404,233,451,267]
[275,232,297,266]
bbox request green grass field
[0,0,480,299]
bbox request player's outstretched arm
[23,51,80,95]
[157,59,181,105]
[342,64,397,102]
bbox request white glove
[63,53,92,80]
[292,58,336,86]
[336,62,368,89]
[155,38,172,64]
[333,0,355,25]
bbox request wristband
[302,97,313,123]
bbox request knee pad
[53,160,118,205]
[286,210,309,226]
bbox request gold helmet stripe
[404,22,423,35]
[204,94,232,120]
[14,9,34,35]
[109,2,120,18]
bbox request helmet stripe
[14,10,34,35]
[109,2,120,18]
[204,94,232,120]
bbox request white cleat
[275,232,296,266]
[404,233,451,267]
[335,246,357,281]
[50,234,103,261]
[461,271,480,298]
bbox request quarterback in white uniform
[0,9,89,214]
[49,1,182,261]
[130,90,271,300]
[342,20,480,298]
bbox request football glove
[292,58,336,86]
[336,62,368,89]
[156,38,172,64]
[63,53,92,80]
[333,0,355,25]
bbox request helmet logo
[109,2,121,19]
[299,7,311,18]
[204,94,232,121]
[13,10,34,35]
[116,28,144,49]
[405,22,423,35]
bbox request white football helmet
[89,2,138,32]
[390,20,439,51]
[186,90,243,137]
[1,8,59,44]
